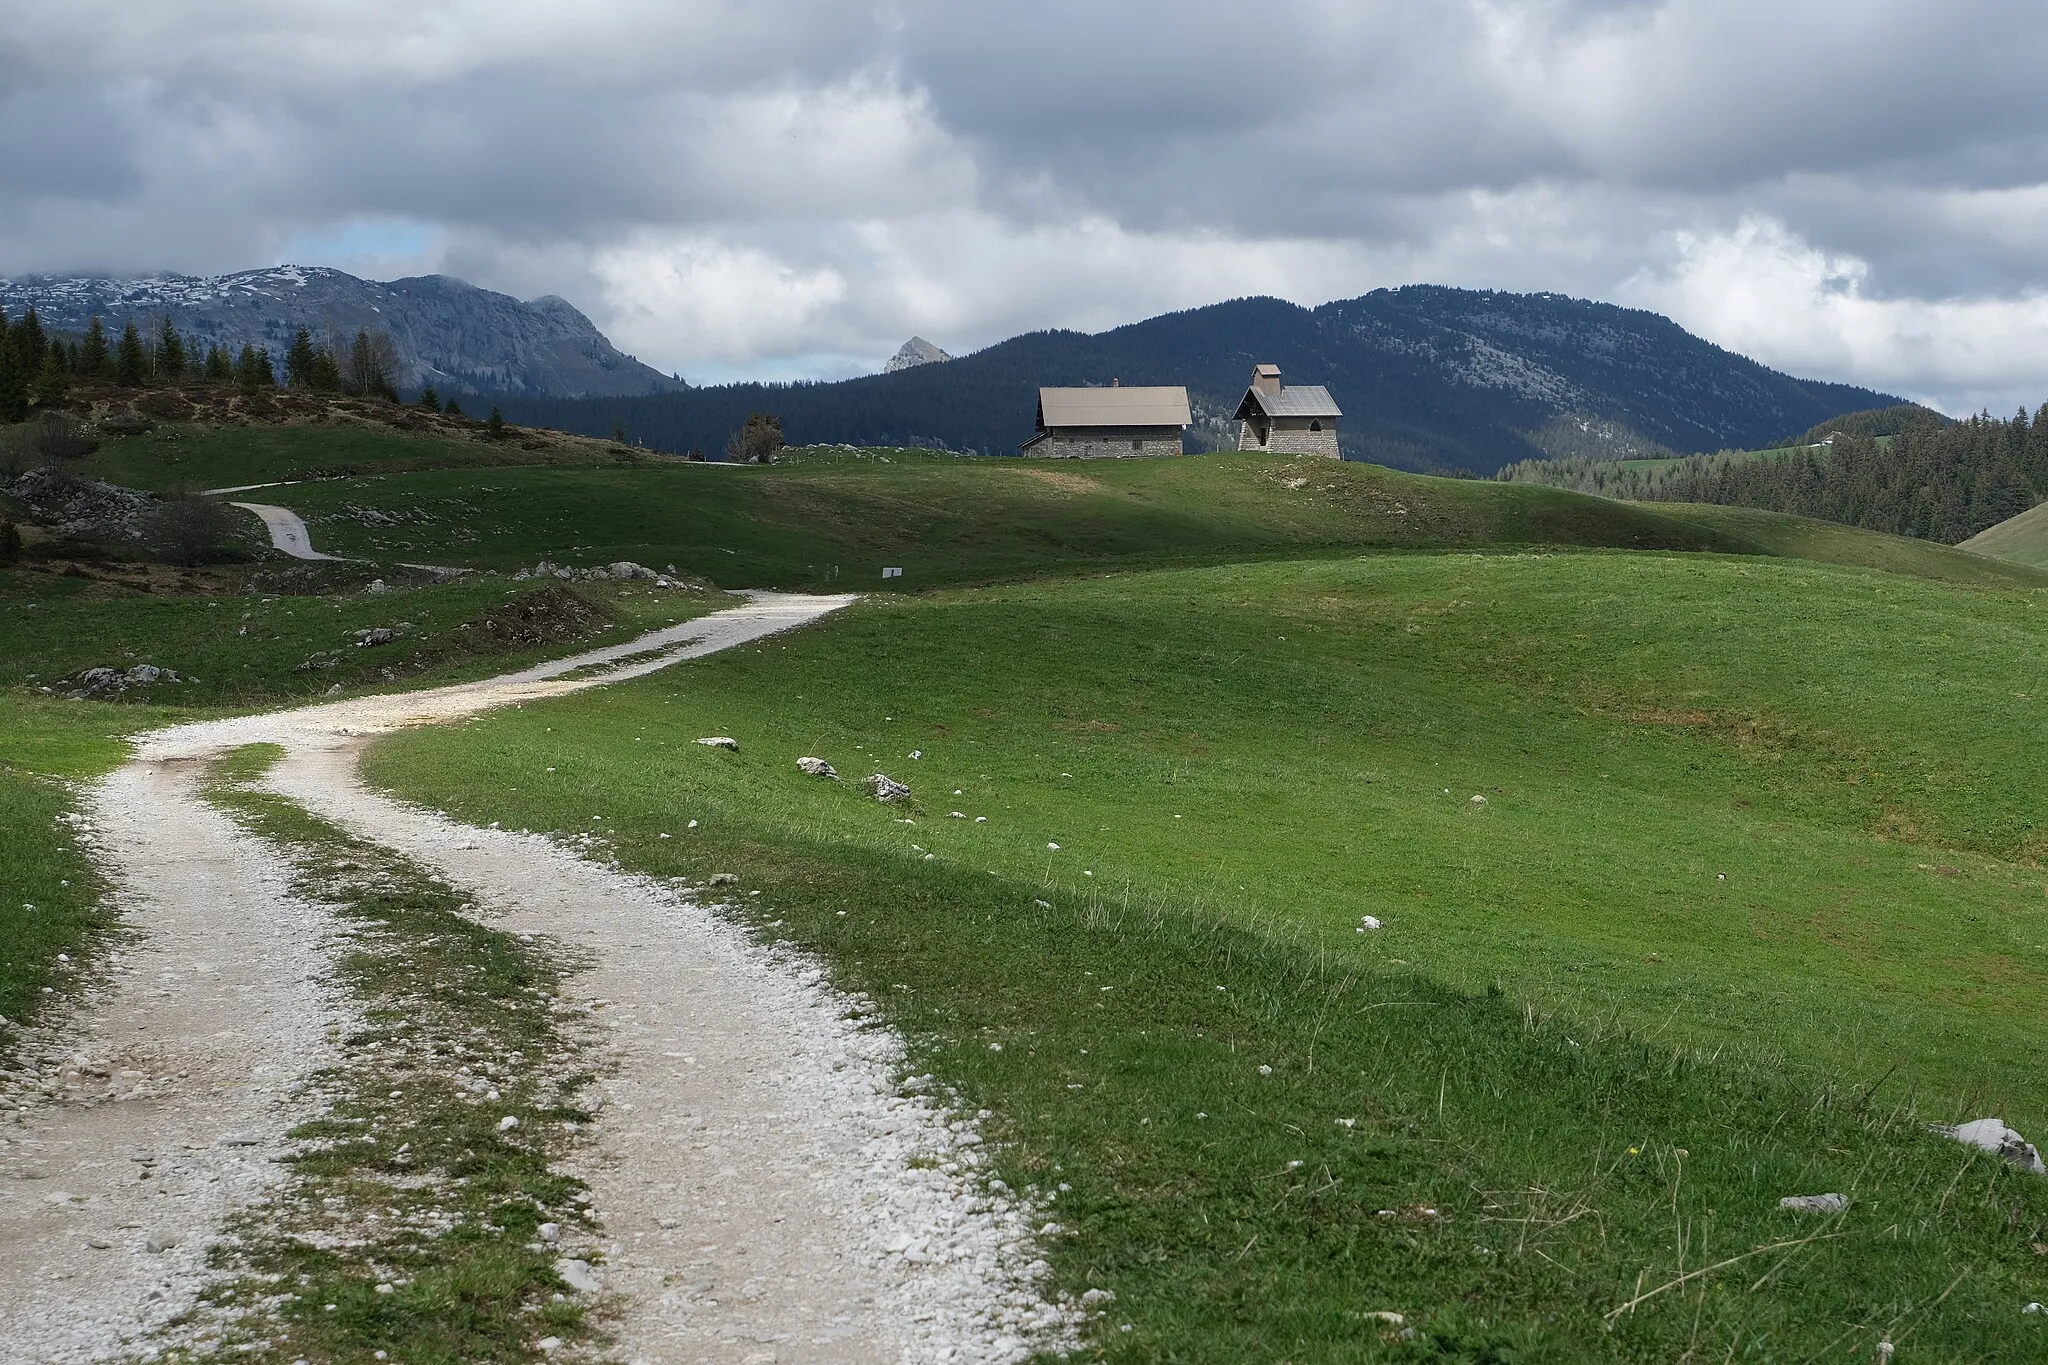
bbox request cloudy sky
[5,1,2048,412]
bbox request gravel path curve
[4,593,1075,1363]
[226,501,339,561]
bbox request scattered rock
[1939,1118,2047,1173]
[366,578,390,594]
[1469,794,1487,805]
[218,1134,259,1147]
[537,1338,564,1353]
[1079,1288,1116,1309]
[145,1229,180,1253]
[1779,1193,1848,1213]
[797,757,838,778]
[352,627,396,647]
[497,1115,521,1131]
[554,1257,602,1293]
[45,663,191,700]
[867,773,911,802]
[696,737,739,751]
[324,683,344,696]
[537,1221,561,1243]
[708,872,740,887]
[1358,915,1382,931]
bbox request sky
[5,1,2048,414]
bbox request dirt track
[0,592,1073,1363]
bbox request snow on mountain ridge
[0,265,685,399]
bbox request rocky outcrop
[885,337,952,373]
[0,266,687,399]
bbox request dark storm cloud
[3,1,2047,409]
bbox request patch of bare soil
[472,585,617,649]
[1004,467,1104,495]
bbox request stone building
[1234,364,1342,458]
[1021,384,1190,458]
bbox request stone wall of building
[1026,431,1184,459]
[1240,418,1339,459]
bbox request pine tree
[115,322,148,386]
[156,318,185,381]
[79,318,111,378]
[204,345,232,382]
[16,307,47,375]
[0,324,25,424]
[444,398,464,418]
[32,348,69,408]
[418,386,441,413]
[284,328,319,388]
[487,406,506,438]
[236,345,275,390]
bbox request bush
[0,519,20,565]
[146,493,240,567]
[725,411,784,464]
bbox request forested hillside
[1502,404,2046,544]
[477,288,1897,474]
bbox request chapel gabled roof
[1234,384,1342,421]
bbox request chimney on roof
[1253,363,1281,397]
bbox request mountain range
[490,287,1899,473]
[0,266,683,398]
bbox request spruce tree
[115,322,148,385]
[236,345,275,390]
[205,345,232,382]
[32,348,69,408]
[487,406,506,438]
[17,307,47,374]
[418,385,441,413]
[0,328,25,424]
[79,318,111,378]
[156,318,186,380]
[285,328,319,388]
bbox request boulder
[797,757,838,778]
[867,773,911,802]
[1939,1118,2047,1174]
[695,736,739,751]
[1778,1193,1848,1213]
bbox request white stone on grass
[1939,1118,2047,1174]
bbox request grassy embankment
[0,569,725,1036]
[367,550,2048,1358]
[248,443,2044,590]
[1962,498,2048,569]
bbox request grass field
[365,549,2048,1358]
[253,447,2048,591]
[1961,498,2048,568]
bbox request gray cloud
[4,1,2048,411]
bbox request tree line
[1498,404,2048,544]
[0,305,417,421]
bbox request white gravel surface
[227,501,340,561]
[4,592,1078,1363]
[0,762,347,1365]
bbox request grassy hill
[366,550,2048,1358]
[46,415,2034,590]
[1960,498,2048,567]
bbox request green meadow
[366,549,2048,1358]
[12,423,2048,1355]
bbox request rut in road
[0,592,1078,1364]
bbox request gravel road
[1,592,1077,1363]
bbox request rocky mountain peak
[885,336,952,373]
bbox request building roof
[1234,384,1342,420]
[1038,386,1191,429]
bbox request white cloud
[1624,216,2048,415]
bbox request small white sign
[882,566,904,579]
